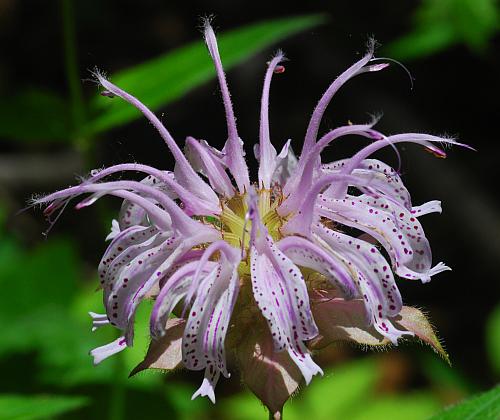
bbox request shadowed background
[0,1,499,419]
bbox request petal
[150,260,217,338]
[258,51,285,188]
[282,124,379,213]
[318,195,447,283]
[280,172,371,235]
[327,133,466,199]
[97,74,219,205]
[88,163,220,217]
[411,200,442,217]
[250,247,323,382]
[90,336,127,365]
[271,140,297,185]
[301,44,378,155]
[105,219,120,241]
[322,158,412,209]
[88,312,110,332]
[105,231,217,342]
[130,318,185,376]
[314,223,408,344]
[182,256,239,378]
[276,235,358,298]
[185,137,235,197]
[98,225,161,289]
[203,20,250,193]
[191,368,220,404]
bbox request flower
[34,20,466,415]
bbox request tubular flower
[35,21,466,415]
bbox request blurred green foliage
[89,14,326,134]
[386,0,500,60]
[486,303,500,375]
[1,7,499,419]
[0,89,70,143]
[430,385,500,419]
[0,395,89,420]
[0,15,325,145]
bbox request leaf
[395,306,450,365]
[309,295,449,364]
[429,385,500,420]
[0,238,79,356]
[88,14,326,134]
[309,295,387,349]
[130,317,185,377]
[385,0,500,60]
[0,394,88,420]
[235,321,302,416]
[0,88,71,143]
[485,303,500,374]
[349,393,441,420]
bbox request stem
[269,409,283,420]
[60,0,87,149]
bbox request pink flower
[35,20,466,416]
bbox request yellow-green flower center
[203,187,288,276]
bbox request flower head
[35,20,466,414]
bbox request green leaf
[349,393,441,420]
[385,0,500,60]
[88,14,326,134]
[0,89,71,143]
[486,303,500,375]
[430,385,500,420]
[0,394,88,420]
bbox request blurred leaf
[349,393,441,420]
[222,358,380,420]
[0,236,116,386]
[430,385,500,419]
[0,89,71,143]
[485,303,500,375]
[222,356,443,420]
[420,353,473,395]
[122,299,164,389]
[385,0,500,60]
[0,394,88,420]
[163,382,211,420]
[0,238,79,355]
[88,14,326,133]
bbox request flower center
[204,186,287,275]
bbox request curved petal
[258,51,286,188]
[203,21,250,193]
[276,235,357,298]
[301,43,380,155]
[185,137,235,197]
[97,74,219,205]
[322,158,412,209]
[318,195,449,283]
[314,223,408,344]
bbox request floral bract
[35,20,463,415]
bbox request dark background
[0,1,498,419]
